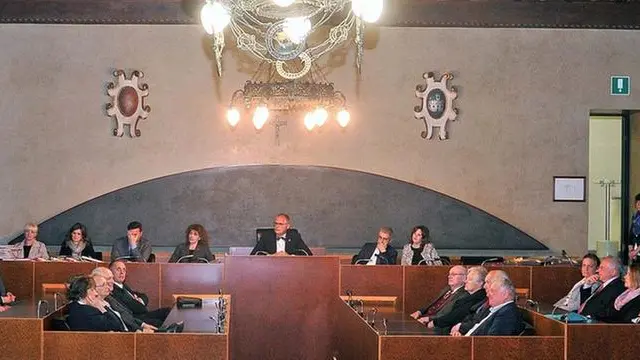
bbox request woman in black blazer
[168,224,214,263]
[606,263,640,323]
[66,276,126,332]
[59,223,99,259]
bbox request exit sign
[611,75,630,96]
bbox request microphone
[254,251,270,256]
[113,256,137,263]
[481,258,502,266]
[561,250,579,266]
[375,254,389,265]
[53,292,64,309]
[345,290,354,307]
[418,259,433,266]
[526,299,540,312]
[37,299,50,318]
[354,259,370,265]
[293,249,310,256]
[176,255,195,263]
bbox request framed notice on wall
[553,176,586,202]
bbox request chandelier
[199,0,384,79]
[225,62,351,134]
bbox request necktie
[425,289,453,317]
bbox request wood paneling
[0,318,41,360]
[224,256,339,360]
[381,336,472,360]
[521,308,565,337]
[136,333,228,360]
[403,266,450,314]
[473,337,564,360]
[566,323,640,360]
[44,332,134,360]
[493,266,531,292]
[332,300,378,360]
[531,266,582,305]
[123,263,161,310]
[341,265,404,311]
[34,262,97,300]
[0,261,34,302]
[160,263,224,308]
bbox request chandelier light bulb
[253,106,269,130]
[226,107,240,127]
[353,0,383,23]
[304,112,316,131]
[314,107,328,127]
[337,109,350,128]
[283,17,311,45]
[273,0,295,7]
[201,1,230,35]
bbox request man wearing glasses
[251,213,313,256]
[410,265,469,323]
[352,227,398,265]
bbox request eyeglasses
[377,236,391,241]
[273,222,288,226]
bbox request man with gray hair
[411,265,469,323]
[578,255,625,319]
[464,276,523,336]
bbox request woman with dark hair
[400,225,442,266]
[625,193,640,265]
[59,223,98,259]
[66,275,126,332]
[168,224,214,263]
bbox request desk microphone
[176,255,195,263]
[354,259,370,265]
[561,250,579,266]
[254,251,270,256]
[481,258,502,266]
[293,249,310,256]
[113,256,137,263]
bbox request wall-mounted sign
[611,75,630,96]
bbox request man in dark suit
[111,221,153,262]
[109,260,170,327]
[0,274,16,311]
[579,256,625,319]
[465,276,524,336]
[251,213,312,256]
[429,266,488,335]
[410,265,469,323]
[351,227,398,265]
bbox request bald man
[464,277,524,336]
[411,265,469,324]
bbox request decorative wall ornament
[413,72,458,140]
[106,70,151,137]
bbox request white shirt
[366,248,380,266]
[464,300,514,336]
[276,237,286,253]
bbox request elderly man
[251,213,312,256]
[109,260,170,327]
[91,267,156,332]
[111,221,153,262]
[578,255,625,319]
[464,276,524,336]
[428,266,488,334]
[450,269,509,336]
[410,265,469,323]
[352,227,398,265]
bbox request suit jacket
[111,282,150,316]
[105,295,144,331]
[110,236,153,262]
[67,301,126,332]
[9,240,49,260]
[352,243,397,265]
[468,301,524,336]
[580,278,626,319]
[602,292,640,323]
[459,299,490,334]
[168,242,214,263]
[433,288,486,333]
[250,229,312,256]
[59,240,98,259]
[418,286,467,316]
[0,275,6,305]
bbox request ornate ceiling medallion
[105,70,151,138]
[413,72,458,140]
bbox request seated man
[429,266,488,335]
[464,276,524,336]
[410,265,469,323]
[250,213,312,256]
[351,227,397,265]
[66,275,126,332]
[111,221,153,262]
[91,267,156,333]
[0,274,16,311]
[109,260,170,327]
[450,269,509,336]
[554,253,600,311]
[578,255,625,319]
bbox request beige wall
[1,25,640,253]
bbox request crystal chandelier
[200,0,384,79]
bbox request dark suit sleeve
[59,242,71,256]
[168,244,183,263]
[124,284,149,308]
[433,294,475,328]
[83,242,98,259]
[484,305,523,336]
[380,246,397,265]
[251,238,268,255]
[0,275,6,298]
[291,231,312,256]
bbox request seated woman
[66,275,126,332]
[9,223,50,260]
[604,263,640,323]
[59,223,98,259]
[553,253,600,311]
[400,225,442,265]
[168,224,214,263]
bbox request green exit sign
[611,75,630,96]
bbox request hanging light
[253,106,269,130]
[226,107,240,127]
[283,17,311,45]
[337,109,350,128]
[314,107,328,127]
[304,112,316,131]
[273,0,295,7]
[200,1,230,35]
[352,0,383,23]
